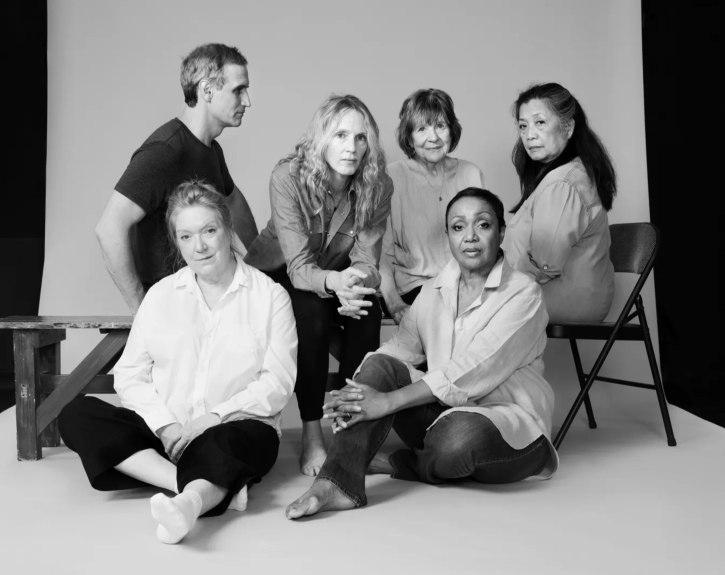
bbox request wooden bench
[0,317,131,461]
[1,315,397,461]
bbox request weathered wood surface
[41,374,116,394]
[39,342,61,448]
[0,316,133,329]
[36,330,129,434]
[14,331,42,461]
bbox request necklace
[416,159,447,202]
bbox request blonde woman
[59,181,296,544]
[246,94,393,476]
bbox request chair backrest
[609,223,659,275]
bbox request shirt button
[543,265,548,270]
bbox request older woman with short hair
[503,82,616,323]
[380,88,487,324]
[286,188,558,519]
[59,180,296,544]
[245,94,393,476]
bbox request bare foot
[300,420,327,476]
[366,450,393,475]
[286,479,356,519]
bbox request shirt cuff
[421,369,468,407]
[144,408,179,437]
[310,268,333,298]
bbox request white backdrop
[42,0,656,405]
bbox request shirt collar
[173,257,250,295]
[433,253,506,291]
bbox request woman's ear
[566,119,575,140]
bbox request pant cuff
[314,476,367,508]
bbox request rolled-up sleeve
[421,290,548,406]
[348,176,393,290]
[113,296,178,434]
[211,285,297,421]
[270,168,331,296]
[525,181,588,284]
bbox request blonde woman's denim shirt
[245,160,394,297]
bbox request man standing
[95,43,258,314]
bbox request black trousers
[265,269,382,421]
[378,285,422,318]
[58,396,279,517]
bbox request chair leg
[555,333,618,449]
[638,298,676,446]
[569,339,597,429]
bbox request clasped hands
[157,413,221,463]
[325,268,376,319]
[323,378,391,433]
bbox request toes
[301,465,320,477]
[286,496,318,520]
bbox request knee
[58,396,94,426]
[57,396,98,441]
[356,354,407,391]
[424,414,487,463]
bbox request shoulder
[454,158,487,185]
[270,159,298,186]
[138,119,185,150]
[385,160,411,198]
[128,120,185,164]
[241,262,292,306]
[386,159,408,178]
[378,171,394,198]
[540,159,592,194]
[455,158,483,174]
[137,268,187,312]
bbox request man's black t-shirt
[115,118,235,288]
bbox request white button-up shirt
[113,259,297,437]
[364,256,559,478]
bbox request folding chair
[547,223,677,449]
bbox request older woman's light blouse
[502,158,614,323]
[383,158,487,296]
[362,256,559,479]
[113,259,297,437]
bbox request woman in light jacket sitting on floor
[286,188,558,519]
[58,180,297,544]
[503,82,617,323]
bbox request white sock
[228,485,248,512]
[150,490,203,545]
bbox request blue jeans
[315,354,549,507]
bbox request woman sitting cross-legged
[58,180,297,544]
[286,188,559,519]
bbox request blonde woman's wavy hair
[284,94,387,230]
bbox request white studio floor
[0,374,723,575]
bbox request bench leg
[14,331,42,461]
[39,342,61,448]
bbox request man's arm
[95,191,147,314]
[226,186,258,250]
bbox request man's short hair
[180,44,248,107]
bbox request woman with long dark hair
[503,83,616,323]
[245,95,392,476]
